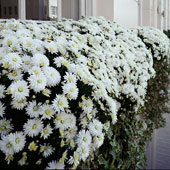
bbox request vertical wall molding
[18,0,26,20]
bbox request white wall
[114,0,138,28]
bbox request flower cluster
[137,27,170,60]
[0,17,168,169]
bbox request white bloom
[32,53,49,67]
[7,70,23,80]
[76,130,92,147]
[41,124,53,139]
[8,132,26,153]
[0,85,5,98]
[54,112,70,130]
[81,98,93,113]
[9,80,29,100]
[28,73,47,92]
[0,102,5,117]
[62,83,79,100]
[25,101,41,118]
[40,144,53,158]
[77,145,90,161]
[28,66,42,76]
[52,95,69,112]
[0,119,13,137]
[23,119,43,137]
[11,99,27,110]
[43,67,61,87]
[0,135,14,155]
[93,133,104,148]
[64,72,77,84]
[88,119,103,136]
[40,104,55,120]
[46,160,65,170]
[3,53,22,69]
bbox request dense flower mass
[0,17,169,169]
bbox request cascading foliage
[0,17,169,169]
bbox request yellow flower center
[33,106,38,111]
[95,125,98,130]
[43,128,48,134]
[83,137,87,142]
[32,123,37,129]
[37,79,42,83]
[15,137,20,144]
[45,109,51,115]
[12,71,17,76]
[58,99,63,106]
[70,88,74,92]
[6,142,12,148]
[18,87,23,92]
[12,57,18,62]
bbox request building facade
[0,0,58,20]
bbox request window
[51,6,57,16]
[8,6,12,15]
[4,7,6,15]
[14,6,18,15]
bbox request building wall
[26,0,39,20]
[0,0,18,19]
[114,0,138,28]
[93,0,114,21]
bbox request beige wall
[114,0,138,28]
[93,0,114,21]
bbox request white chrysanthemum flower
[52,95,69,112]
[22,55,32,72]
[40,144,53,158]
[32,53,49,67]
[40,104,55,120]
[46,160,65,170]
[25,101,41,118]
[54,57,70,68]
[28,66,42,76]
[0,85,6,98]
[45,41,58,54]
[3,53,22,69]
[41,124,53,139]
[42,88,51,97]
[93,133,104,148]
[8,70,23,80]
[88,119,103,136]
[23,119,43,137]
[81,98,93,113]
[64,72,77,84]
[65,127,77,140]
[0,135,14,155]
[54,112,70,130]
[77,145,90,161]
[8,132,26,153]
[62,83,79,100]
[68,151,80,166]
[43,67,61,87]
[11,99,27,110]
[0,119,13,137]
[66,114,76,128]
[0,102,5,117]
[9,80,29,100]
[76,130,92,147]
[28,73,47,92]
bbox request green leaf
[98,154,106,165]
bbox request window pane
[0,0,18,19]
[26,0,58,20]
